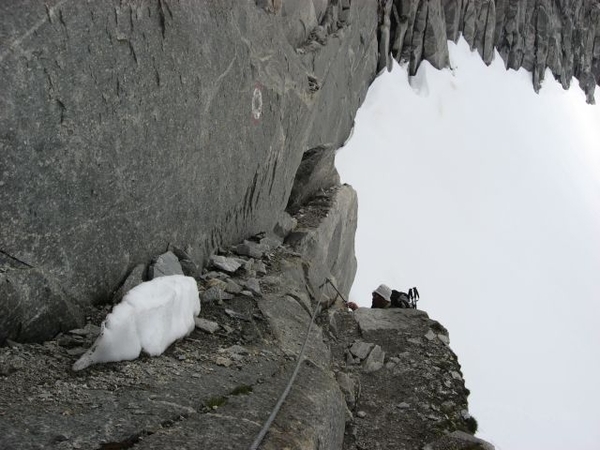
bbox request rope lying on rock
[249,277,344,449]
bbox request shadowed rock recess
[1,0,598,448]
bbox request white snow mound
[73,275,200,371]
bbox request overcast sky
[336,38,600,450]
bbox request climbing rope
[319,277,349,306]
[248,283,325,450]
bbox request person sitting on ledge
[371,284,392,308]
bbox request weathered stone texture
[0,0,377,343]
[0,187,490,450]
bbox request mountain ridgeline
[1,1,596,448]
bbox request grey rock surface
[287,145,341,212]
[362,344,385,373]
[0,185,358,449]
[326,307,494,450]
[111,263,146,304]
[0,0,377,343]
[0,188,488,449]
[209,255,243,274]
[194,317,220,334]
[349,341,375,360]
[148,251,183,279]
[424,430,496,450]
[287,185,358,299]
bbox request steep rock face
[0,0,377,343]
[384,0,600,102]
[0,186,490,449]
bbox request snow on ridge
[73,275,200,371]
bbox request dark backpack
[391,290,411,308]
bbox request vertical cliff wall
[0,0,377,343]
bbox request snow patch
[73,275,200,371]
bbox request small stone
[356,411,367,418]
[215,357,233,367]
[225,279,243,294]
[194,318,220,334]
[210,255,243,273]
[424,330,436,341]
[66,347,87,356]
[254,260,267,275]
[396,402,410,409]
[407,338,422,345]
[437,334,450,345]
[221,324,234,334]
[148,251,183,279]
[202,271,229,281]
[56,335,83,348]
[224,345,249,355]
[52,434,69,443]
[206,278,228,289]
[273,213,297,238]
[259,236,282,251]
[233,241,265,259]
[240,290,254,297]
[349,341,375,360]
[244,278,261,296]
[242,258,256,273]
[450,371,463,381]
[362,345,385,373]
[225,309,249,321]
[202,286,234,303]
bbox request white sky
[336,38,600,450]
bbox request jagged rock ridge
[380,0,600,102]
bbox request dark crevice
[0,250,34,269]
[97,411,192,449]
[157,0,168,39]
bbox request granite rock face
[385,0,600,102]
[0,186,491,450]
[0,0,377,343]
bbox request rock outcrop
[0,185,491,449]
[383,0,600,102]
[0,0,377,343]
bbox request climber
[390,289,411,308]
[411,286,420,309]
[371,284,392,308]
